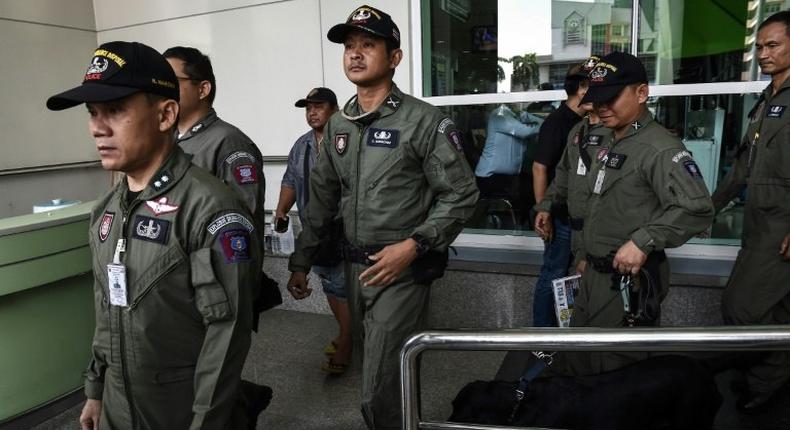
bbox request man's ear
[389,48,403,71]
[636,83,649,104]
[159,99,179,132]
[198,80,212,102]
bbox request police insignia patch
[219,229,251,263]
[605,152,627,169]
[207,213,255,235]
[233,164,258,184]
[683,160,703,179]
[596,148,609,161]
[573,133,580,145]
[335,133,349,154]
[367,129,399,148]
[586,134,602,146]
[448,130,464,152]
[99,212,114,242]
[131,215,170,245]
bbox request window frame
[409,0,769,273]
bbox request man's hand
[612,240,648,275]
[534,211,553,241]
[780,234,790,261]
[575,259,587,275]
[287,271,312,299]
[359,239,419,287]
[79,399,102,430]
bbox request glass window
[421,0,634,96]
[637,0,760,85]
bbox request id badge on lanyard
[107,238,128,307]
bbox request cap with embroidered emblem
[47,41,179,111]
[295,87,338,107]
[580,52,648,104]
[327,5,401,48]
[567,55,601,80]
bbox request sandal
[323,341,337,357]
[321,358,348,375]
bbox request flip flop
[321,358,348,375]
[323,341,337,357]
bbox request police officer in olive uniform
[164,46,266,227]
[286,6,479,429]
[712,11,790,411]
[535,101,611,275]
[535,56,606,275]
[572,52,714,373]
[47,41,261,430]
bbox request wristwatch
[410,233,430,257]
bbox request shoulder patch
[233,164,259,184]
[683,160,704,179]
[437,118,454,134]
[335,133,348,154]
[367,128,399,148]
[224,151,256,165]
[447,130,464,152]
[98,212,114,242]
[219,229,251,263]
[671,150,692,163]
[207,213,255,235]
[132,215,170,245]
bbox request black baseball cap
[47,41,179,111]
[327,5,401,48]
[295,87,338,107]
[580,52,648,104]
[567,55,601,80]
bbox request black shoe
[736,391,772,413]
[240,380,273,429]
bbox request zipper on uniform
[354,123,369,244]
[118,198,140,427]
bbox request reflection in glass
[422,0,633,96]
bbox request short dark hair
[564,65,583,96]
[759,10,790,35]
[163,46,217,105]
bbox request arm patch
[233,164,259,184]
[218,229,251,263]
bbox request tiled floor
[30,309,790,430]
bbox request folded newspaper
[552,274,581,328]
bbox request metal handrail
[400,326,790,430]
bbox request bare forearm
[275,186,297,218]
[532,162,549,204]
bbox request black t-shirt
[533,103,583,175]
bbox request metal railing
[400,326,790,430]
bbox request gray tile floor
[29,309,790,430]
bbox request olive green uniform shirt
[85,147,261,429]
[289,84,479,272]
[536,117,612,264]
[583,110,714,258]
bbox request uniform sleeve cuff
[630,229,657,254]
[84,380,104,400]
[534,199,552,213]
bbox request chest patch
[572,133,580,146]
[605,152,627,169]
[367,128,399,148]
[767,105,786,118]
[683,160,704,179]
[219,229,251,263]
[596,148,609,161]
[233,164,258,184]
[585,134,602,146]
[335,133,349,154]
[131,215,170,245]
[99,212,115,242]
[144,197,179,216]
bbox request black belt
[342,242,386,265]
[586,253,614,273]
[569,217,584,231]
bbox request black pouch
[313,219,344,267]
[252,271,283,331]
[411,249,449,285]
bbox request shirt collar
[118,146,193,209]
[177,108,220,141]
[341,83,403,124]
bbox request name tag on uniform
[593,170,606,194]
[367,128,399,148]
[577,157,587,175]
[107,263,128,307]
[605,153,627,169]
[767,105,786,118]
